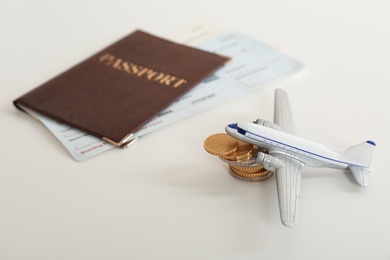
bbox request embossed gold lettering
[137,68,149,77]
[112,59,123,71]
[173,78,188,88]
[99,53,116,65]
[151,73,165,82]
[98,53,188,88]
[122,62,131,74]
[130,63,141,74]
[159,75,177,86]
[146,70,159,80]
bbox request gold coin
[230,165,270,177]
[229,163,266,173]
[229,167,274,182]
[204,133,238,156]
[220,141,254,162]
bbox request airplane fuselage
[224,89,375,227]
[226,122,368,169]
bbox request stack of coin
[203,133,274,182]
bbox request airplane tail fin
[345,141,376,187]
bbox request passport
[14,30,230,147]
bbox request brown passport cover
[14,30,230,147]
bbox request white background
[1,0,390,259]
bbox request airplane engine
[256,152,284,171]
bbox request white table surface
[1,0,390,259]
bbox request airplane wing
[272,153,304,228]
[274,88,296,135]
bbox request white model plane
[225,89,376,227]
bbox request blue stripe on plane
[238,127,365,168]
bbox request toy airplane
[225,89,376,227]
